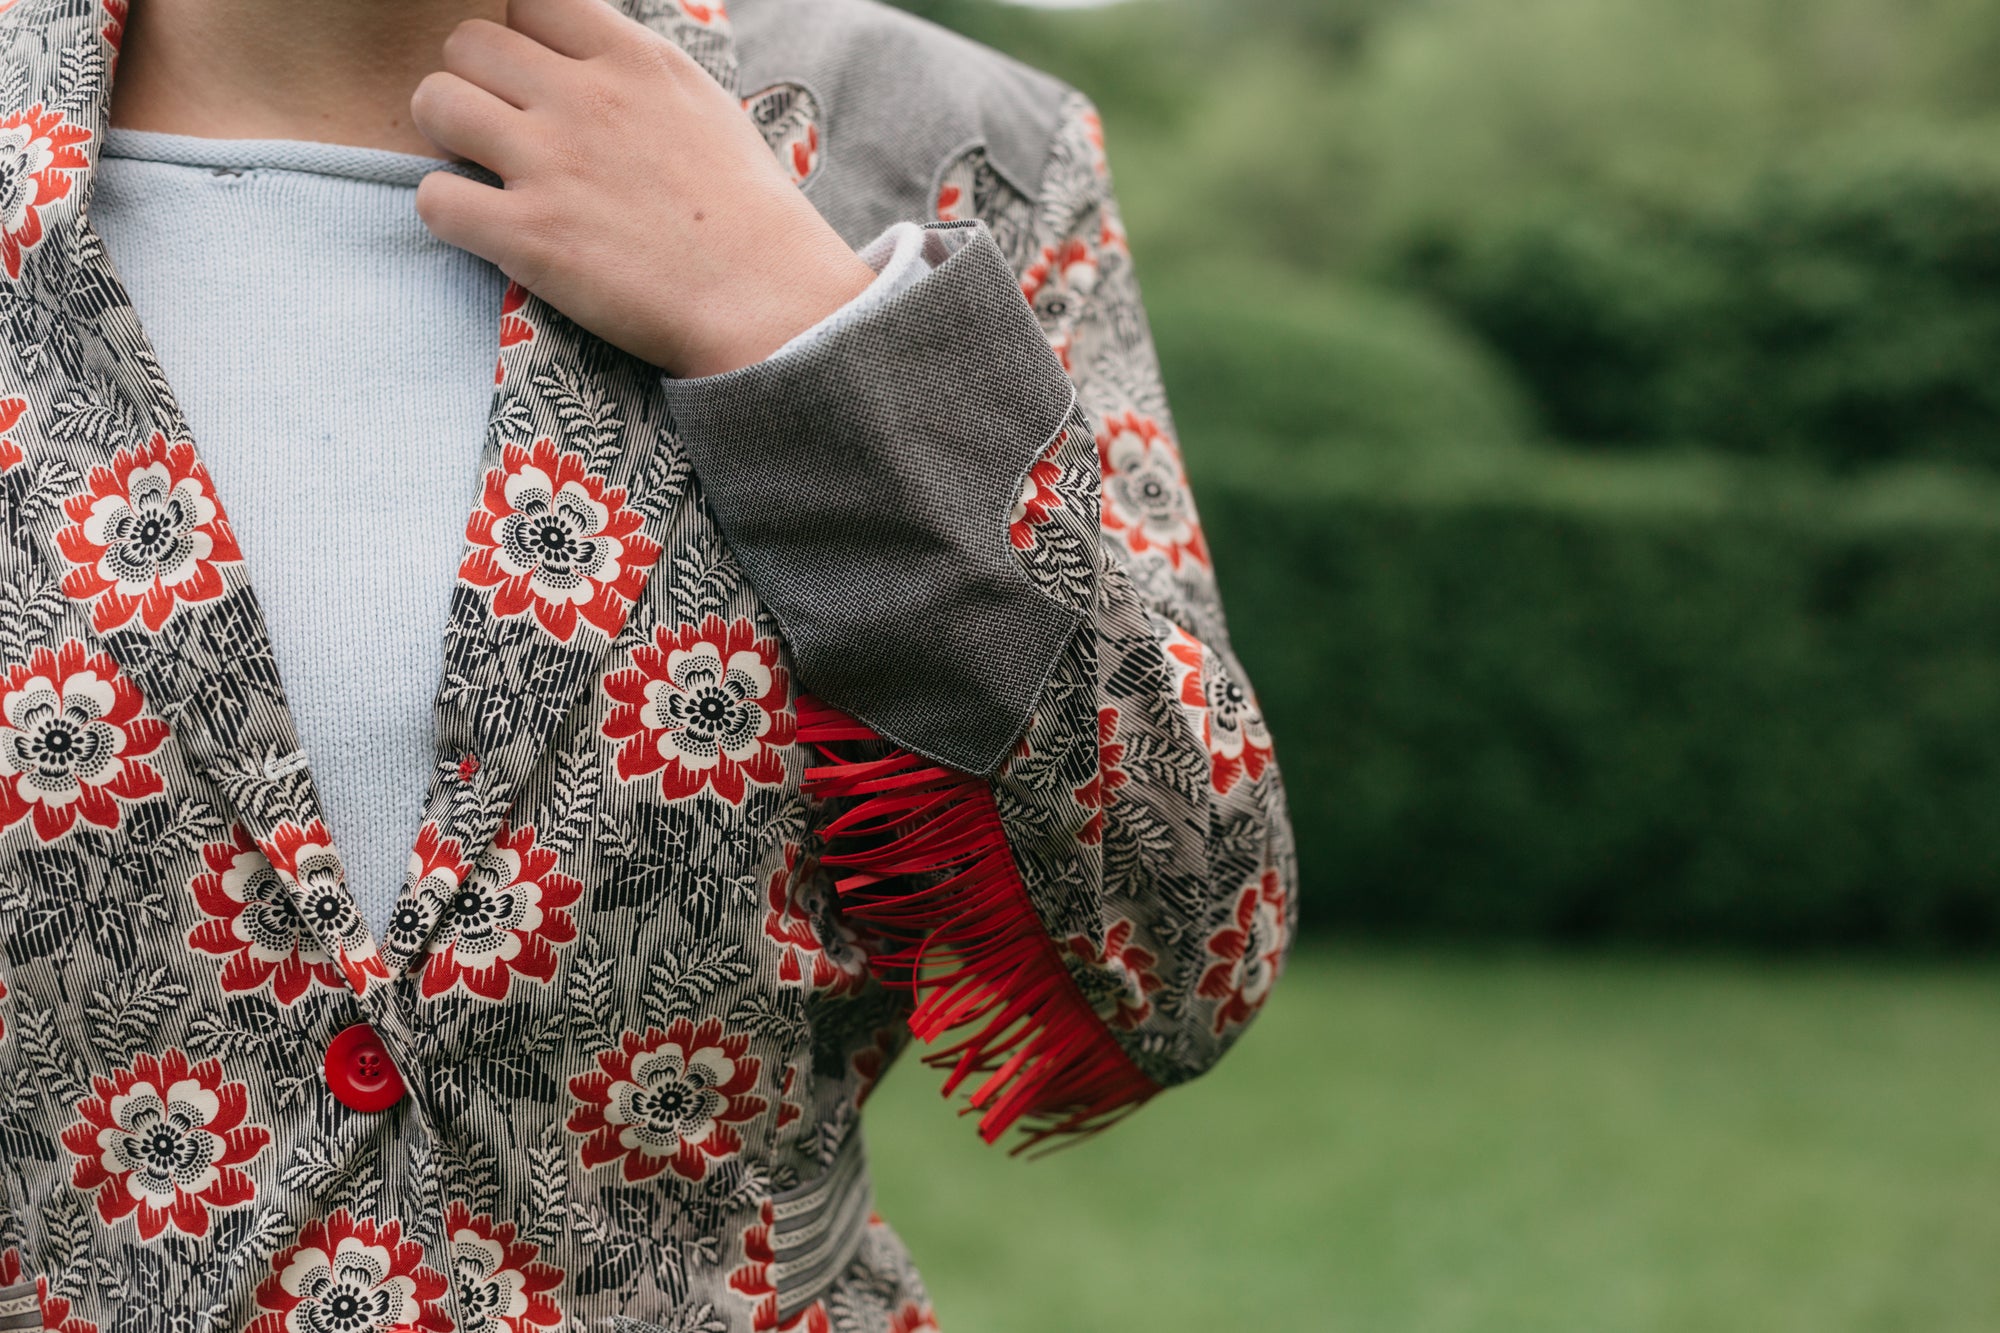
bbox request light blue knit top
[93,130,507,935]
[90,128,923,933]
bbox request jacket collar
[0,0,728,1030]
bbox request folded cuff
[661,221,1082,774]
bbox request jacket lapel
[0,0,741,1010]
[0,0,408,1016]
[370,0,737,980]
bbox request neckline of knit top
[101,125,501,187]
[91,126,511,937]
[89,126,929,939]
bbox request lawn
[866,947,2000,1332]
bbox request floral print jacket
[0,0,1298,1330]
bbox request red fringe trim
[798,697,1160,1153]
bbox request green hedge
[1196,440,2000,947]
[1144,275,1531,453]
[1394,134,2000,469]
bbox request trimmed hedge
[1395,135,2000,469]
[1196,440,2000,947]
[1143,275,1532,453]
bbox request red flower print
[495,281,535,384]
[1009,437,1065,551]
[456,751,481,782]
[0,396,26,471]
[728,1202,833,1333]
[0,973,7,1047]
[1198,869,1290,1035]
[790,124,820,184]
[1098,209,1129,258]
[101,0,128,67]
[1098,411,1208,572]
[849,1027,900,1110]
[744,84,823,189]
[1064,918,1162,1030]
[1021,235,1099,369]
[0,1248,97,1333]
[676,0,727,25]
[1074,706,1128,845]
[248,1209,451,1333]
[1166,627,1272,795]
[417,821,582,1002]
[460,436,663,644]
[185,825,344,1006]
[55,432,243,634]
[889,1304,941,1333]
[567,1018,766,1183]
[261,820,388,995]
[0,639,167,843]
[762,844,868,998]
[935,180,964,221]
[445,1204,564,1333]
[0,104,90,281]
[58,1049,272,1241]
[602,614,796,805]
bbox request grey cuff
[661,220,1083,774]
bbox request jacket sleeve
[660,93,1297,1149]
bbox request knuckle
[540,132,595,184]
[572,79,627,124]
[513,198,567,261]
[409,72,453,121]
[616,31,692,83]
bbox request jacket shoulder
[729,0,1081,243]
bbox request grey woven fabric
[732,0,1067,246]
[662,221,1083,773]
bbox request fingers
[410,71,532,175]
[506,0,636,60]
[442,18,569,110]
[415,170,530,273]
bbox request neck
[107,0,507,156]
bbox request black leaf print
[534,363,625,472]
[642,941,752,1027]
[486,391,534,448]
[520,1119,571,1250]
[48,378,138,453]
[0,573,66,664]
[83,967,191,1066]
[533,729,601,857]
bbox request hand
[411,0,877,379]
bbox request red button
[324,1024,406,1113]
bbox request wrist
[673,239,876,380]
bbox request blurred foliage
[1199,439,2000,947]
[893,0,2000,465]
[1396,134,2000,467]
[883,0,2000,945]
[1145,271,1531,452]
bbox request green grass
[866,947,2000,1332]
